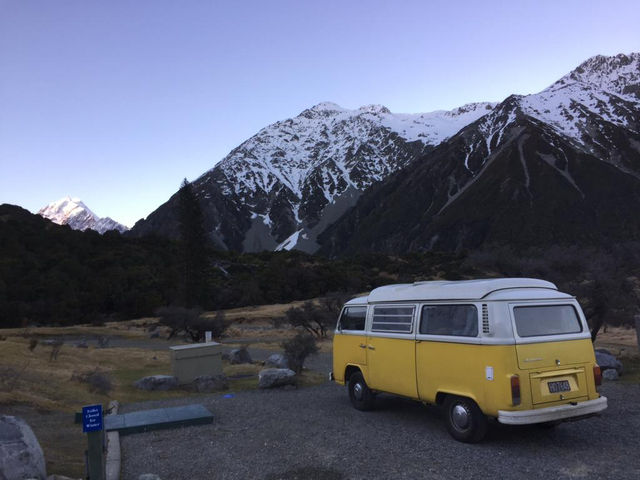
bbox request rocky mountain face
[318,53,640,254]
[38,197,129,234]
[130,102,496,251]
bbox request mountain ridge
[131,52,640,255]
[318,53,640,254]
[131,100,497,251]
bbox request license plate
[548,380,571,393]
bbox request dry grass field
[0,310,327,477]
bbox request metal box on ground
[169,342,222,384]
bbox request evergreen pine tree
[178,178,209,307]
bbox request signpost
[82,404,105,480]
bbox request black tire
[443,396,488,443]
[348,372,375,411]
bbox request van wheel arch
[344,365,361,383]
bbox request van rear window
[339,307,367,331]
[513,305,582,337]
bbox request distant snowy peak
[471,52,640,153]
[553,52,640,100]
[38,196,129,234]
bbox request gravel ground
[120,382,640,480]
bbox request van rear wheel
[443,396,487,443]
[348,372,375,411]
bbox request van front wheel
[348,372,375,411]
[443,396,487,443]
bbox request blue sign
[82,404,103,433]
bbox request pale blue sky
[1,0,639,226]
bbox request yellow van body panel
[416,342,519,416]
[333,333,599,417]
[332,333,367,385]
[515,338,599,404]
[415,338,598,417]
[367,336,417,399]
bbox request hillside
[318,53,640,254]
[130,102,495,252]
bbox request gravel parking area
[121,382,639,480]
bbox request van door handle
[359,344,366,349]
[368,345,375,350]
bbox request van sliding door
[367,305,418,399]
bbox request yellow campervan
[332,278,607,442]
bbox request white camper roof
[364,278,560,303]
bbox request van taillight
[510,375,521,406]
[593,365,602,387]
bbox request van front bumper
[497,396,607,425]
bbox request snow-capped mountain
[38,197,129,234]
[131,101,496,251]
[133,52,640,255]
[319,53,640,254]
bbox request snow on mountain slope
[490,53,640,155]
[38,197,129,234]
[317,54,640,256]
[171,100,497,252]
[215,101,496,202]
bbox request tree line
[2,185,639,334]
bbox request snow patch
[275,229,303,251]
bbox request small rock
[595,349,623,375]
[149,331,160,339]
[75,339,88,348]
[603,369,619,381]
[229,348,252,365]
[47,475,79,480]
[0,415,47,480]
[138,474,161,480]
[258,368,296,389]
[133,375,178,391]
[189,375,229,392]
[265,353,289,369]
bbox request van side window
[371,306,414,333]
[339,307,367,331]
[420,305,478,337]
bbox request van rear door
[512,304,593,406]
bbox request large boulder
[189,375,229,392]
[265,353,289,369]
[0,415,47,480]
[133,375,178,391]
[229,348,252,365]
[595,349,623,375]
[258,368,296,389]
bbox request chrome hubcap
[452,404,470,430]
[353,382,364,400]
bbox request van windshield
[513,305,582,337]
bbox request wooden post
[82,404,105,480]
[86,430,105,480]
